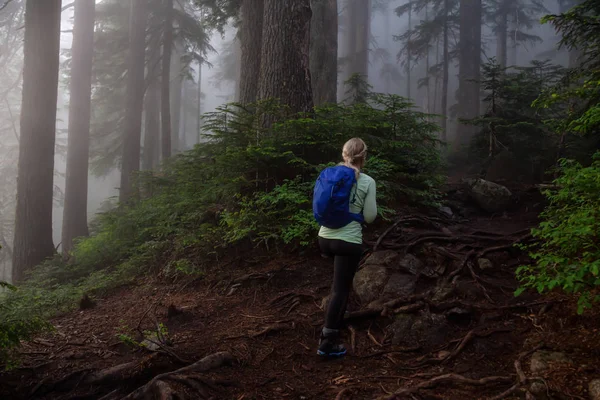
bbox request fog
[0,0,571,281]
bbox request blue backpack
[313,165,364,229]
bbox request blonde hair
[341,137,367,178]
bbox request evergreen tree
[12,0,62,281]
[62,0,96,255]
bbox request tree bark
[12,0,62,281]
[441,0,449,143]
[170,34,183,153]
[347,0,370,78]
[310,0,338,105]
[119,0,148,203]
[407,4,412,99]
[238,0,264,104]
[258,0,313,118]
[62,0,95,256]
[196,62,202,144]
[142,41,161,171]
[161,0,173,159]
[456,0,482,147]
[233,35,242,101]
[496,1,508,68]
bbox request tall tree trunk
[142,81,160,170]
[161,0,173,159]
[310,0,338,105]
[62,0,95,256]
[143,41,161,171]
[238,0,264,104]
[197,62,202,144]
[170,36,183,153]
[119,0,148,202]
[407,4,412,99]
[233,35,242,101]
[349,0,370,78]
[12,0,62,281]
[456,0,482,147]
[497,1,508,68]
[441,0,450,143]
[433,36,440,114]
[424,5,430,113]
[384,4,392,91]
[258,0,313,119]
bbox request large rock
[411,312,449,347]
[353,265,388,304]
[465,178,513,213]
[397,254,423,275]
[390,314,417,345]
[363,250,400,267]
[354,251,418,304]
[389,311,449,347]
[383,273,416,297]
[589,379,600,400]
[530,350,572,374]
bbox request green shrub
[516,152,600,313]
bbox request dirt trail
[2,184,600,400]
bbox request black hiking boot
[317,329,347,357]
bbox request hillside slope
[2,184,600,400]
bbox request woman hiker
[313,137,378,357]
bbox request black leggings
[319,237,364,330]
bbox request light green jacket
[318,173,377,244]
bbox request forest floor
[2,182,600,400]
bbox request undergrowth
[0,95,443,363]
[517,153,600,313]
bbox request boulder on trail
[389,311,449,347]
[353,251,419,305]
[465,178,512,213]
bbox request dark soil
[2,183,599,400]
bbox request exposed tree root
[269,291,317,314]
[383,373,513,399]
[373,216,443,251]
[345,295,429,320]
[488,344,545,400]
[120,351,233,400]
[412,328,511,367]
[335,387,353,400]
[227,322,294,340]
[361,346,421,359]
